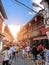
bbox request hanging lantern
[29,23,31,26]
[35,17,38,22]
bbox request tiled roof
[0,0,8,19]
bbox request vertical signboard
[0,42,2,50]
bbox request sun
[8,25,21,39]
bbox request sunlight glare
[8,25,21,39]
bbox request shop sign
[0,42,2,50]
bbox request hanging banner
[0,42,2,50]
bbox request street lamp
[32,2,43,9]
[32,2,48,25]
[32,1,49,40]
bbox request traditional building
[0,0,14,45]
[40,0,49,39]
[3,25,14,42]
[0,0,7,41]
[17,13,48,46]
[17,0,49,46]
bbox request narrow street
[0,52,33,65]
[0,0,49,65]
[11,51,33,65]
[14,57,33,65]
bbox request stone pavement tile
[0,62,2,65]
[13,57,33,65]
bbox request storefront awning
[0,33,5,37]
[33,35,48,40]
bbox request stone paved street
[10,51,33,65]
[13,56,33,65]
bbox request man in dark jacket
[32,45,37,65]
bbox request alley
[0,0,49,65]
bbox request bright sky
[8,25,21,39]
[2,0,33,25]
[2,0,43,38]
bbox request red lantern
[35,17,38,22]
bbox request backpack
[39,48,44,56]
[32,46,37,55]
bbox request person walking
[45,45,49,65]
[32,45,38,65]
[16,44,20,59]
[26,45,30,58]
[2,46,10,65]
[37,43,45,65]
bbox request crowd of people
[0,42,49,65]
[0,42,31,65]
[0,43,19,65]
[31,43,49,65]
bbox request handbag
[0,56,4,62]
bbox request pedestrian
[37,43,45,65]
[22,48,25,59]
[16,44,19,58]
[26,44,30,58]
[12,45,16,60]
[2,46,10,65]
[32,45,38,65]
[45,45,49,65]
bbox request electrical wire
[12,0,37,13]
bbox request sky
[2,0,42,38]
[2,0,35,25]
